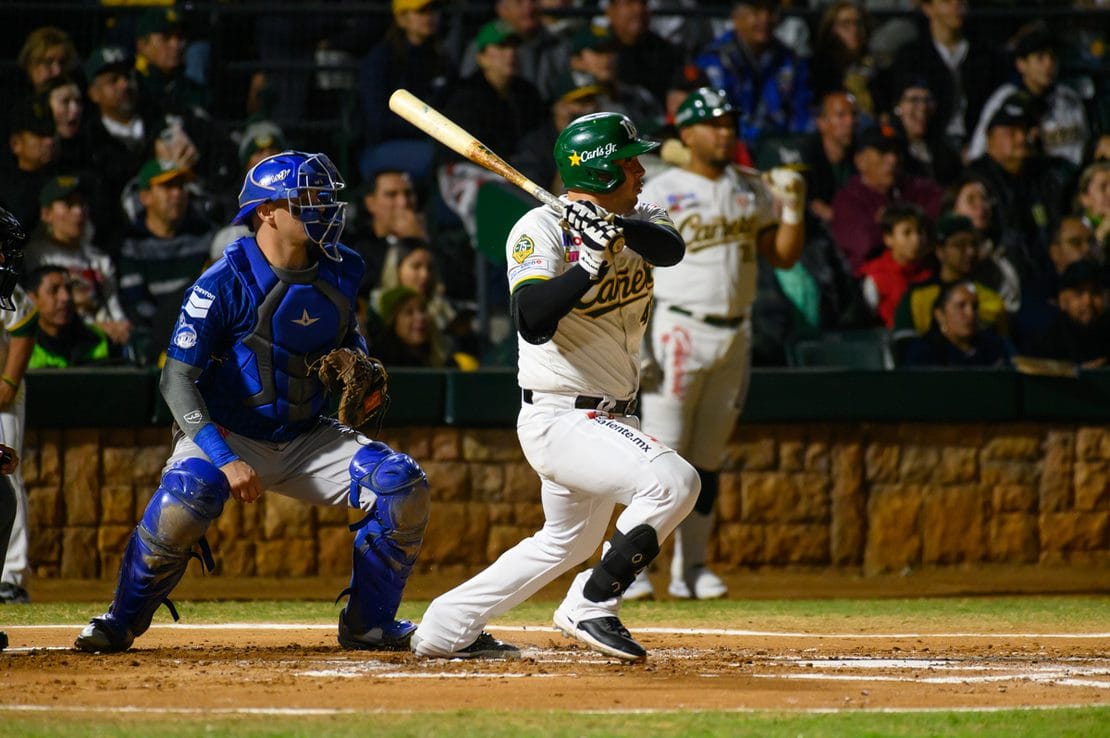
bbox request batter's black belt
[522,389,637,416]
[668,305,747,328]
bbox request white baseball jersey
[506,198,675,401]
[0,284,34,588]
[641,166,776,317]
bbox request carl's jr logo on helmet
[571,142,618,166]
[258,168,292,187]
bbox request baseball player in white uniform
[413,112,699,662]
[628,88,805,600]
[0,207,34,605]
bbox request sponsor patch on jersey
[173,322,198,349]
[589,414,671,461]
[512,234,536,264]
[183,410,203,424]
[509,256,554,282]
[184,288,214,319]
[665,192,699,213]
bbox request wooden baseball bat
[389,88,563,212]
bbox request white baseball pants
[414,393,700,655]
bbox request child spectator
[860,203,933,328]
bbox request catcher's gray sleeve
[160,357,212,439]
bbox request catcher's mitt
[309,348,390,431]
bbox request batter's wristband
[0,375,17,389]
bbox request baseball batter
[413,113,699,662]
[631,88,805,600]
[75,152,429,654]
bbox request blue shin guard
[338,442,428,648]
[77,458,228,652]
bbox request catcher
[76,151,429,654]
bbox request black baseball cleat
[553,609,647,662]
[337,609,416,651]
[74,617,134,654]
[412,630,521,660]
[0,582,30,604]
[0,630,7,651]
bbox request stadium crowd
[0,0,1108,373]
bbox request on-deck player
[75,151,429,653]
[412,112,700,662]
[629,88,805,600]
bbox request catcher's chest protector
[223,241,356,424]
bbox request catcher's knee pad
[584,524,661,602]
[343,443,429,630]
[693,467,720,515]
[107,459,230,639]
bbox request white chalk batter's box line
[9,623,1110,639]
[0,703,1107,718]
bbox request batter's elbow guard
[584,524,660,602]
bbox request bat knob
[609,234,625,255]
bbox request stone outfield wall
[19,423,1110,579]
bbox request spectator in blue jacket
[693,0,813,143]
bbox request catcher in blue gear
[75,152,428,653]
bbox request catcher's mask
[0,207,26,311]
[232,150,347,261]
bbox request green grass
[3,595,1108,631]
[0,707,1107,738]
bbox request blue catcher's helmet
[232,150,347,261]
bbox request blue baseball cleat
[337,609,417,651]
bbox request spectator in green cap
[118,159,215,365]
[567,24,663,135]
[458,0,567,102]
[436,19,545,240]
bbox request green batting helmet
[674,87,736,129]
[553,112,660,194]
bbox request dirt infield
[3,623,1108,714]
[3,568,1108,716]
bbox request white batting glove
[765,167,806,226]
[564,201,623,280]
